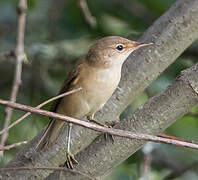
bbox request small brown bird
[36,36,152,168]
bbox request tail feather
[36,119,64,151]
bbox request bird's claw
[65,151,78,169]
[88,118,115,143]
[104,125,115,143]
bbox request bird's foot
[65,151,78,169]
[104,132,115,143]
[103,123,115,143]
[88,119,115,143]
[104,117,120,143]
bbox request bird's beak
[135,42,153,48]
[125,41,153,50]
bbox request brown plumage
[36,36,152,168]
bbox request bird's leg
[65,123,78,169]
[87,114,114,142]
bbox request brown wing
[35,57,84,151]
[50,58,84,114]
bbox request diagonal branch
[0,0,27,147]
[0,62,197,179]
[0,88,82,136]
[47,62,198,180]
[77,0,97,29]
[0,141,27,151]
[0,99,198,150]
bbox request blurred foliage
[0,0,198,179]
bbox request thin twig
[0,99,198,150]
[0,0,27,147]
[0,88,82,135]
[78,0,97,29]
[0,141,27,151]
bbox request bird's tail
[36,119,65,151]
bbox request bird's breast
[57,65,121,119]
[81,66,121,114]
[87,66,121,92]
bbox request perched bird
[36,36,152,168]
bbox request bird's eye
[116,44,124,51]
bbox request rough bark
[1,0,198,179]
[48,63,198,179]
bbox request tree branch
[77,0,97,29]
[1,0,198,179]
[47,62,198,180]
[0,167,93,180]
[0,141,27,151]
[0,0,27,147]
[0,98,198,150]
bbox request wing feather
[36,57,84,150]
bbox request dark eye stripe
[116,45,123,51]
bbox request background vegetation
[0,0,197,179]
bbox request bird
[36,36,152,168]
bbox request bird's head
[86,36,152,68]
